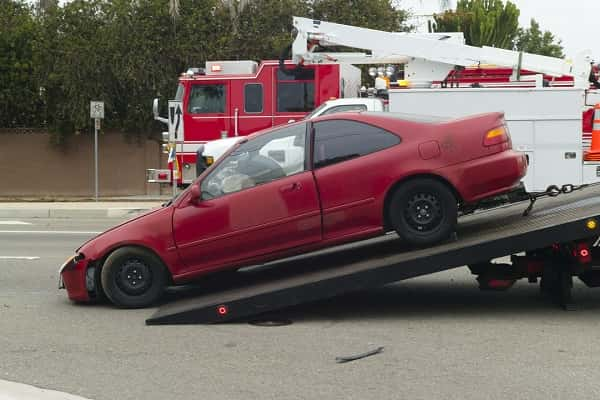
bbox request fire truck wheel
[100,246,168,308]
[389,178,457,246]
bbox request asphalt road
[3,216,600,399]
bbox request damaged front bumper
[58,253,91,302]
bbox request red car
[59,111,527,308]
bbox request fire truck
[149,60,362,185]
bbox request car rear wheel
[389,179,457,246]
[100,246,168,308]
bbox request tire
[90,264,107,303]
[100,246,168,308]
[388,178,457,246]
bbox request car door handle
[279,182,302,192]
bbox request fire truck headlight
[385,65,395,77]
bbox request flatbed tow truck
[147,185,600,324]
[146,17,600,325]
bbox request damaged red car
[59,111,527,308]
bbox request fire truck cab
[150,60,361,184]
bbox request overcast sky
[510,0,599,60]
[403,0,600,60]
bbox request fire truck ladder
[290,16,592,88]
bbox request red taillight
[217,305,228,316]
[583,108,594,133]
[483,126,508,147]
[574,243,592,264]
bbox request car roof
[362,111,450,124]
[312,110,450,124]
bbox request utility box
[389,87,586,192]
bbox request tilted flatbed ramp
[146,187,600,325]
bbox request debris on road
[335,346,384,363]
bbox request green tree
[433,0,520,49]
[226,0,310,61]
[515,18,564,58]
[0,0,412,145]
[0,0,42,127]
[34,0,110,144]
[311,0,409,32]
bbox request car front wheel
[100,246,168,308]
[389,178,457,246]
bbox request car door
[172,122,322,276]
[311,119,401,240]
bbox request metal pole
[94,119,99,201]
[172,142,177,198]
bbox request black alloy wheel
[405,192,443,233]
[115,258,153,296]
[389,178,457,246]
[101,246,168,308]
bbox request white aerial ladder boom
[291,16,592,88]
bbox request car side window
[313,120,400,169]
[320,104,368,116]
[201,123,307,199]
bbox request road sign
[168,100,184,141]
[90,101,104,119]
[94,118,101,130]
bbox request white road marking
[0,230,101,235]
[0,256,40,260]
[0,221,32,225]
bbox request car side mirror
[152,98,159,119]
[189,184,201,204]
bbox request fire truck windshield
[175,83,184,101]
[188,84,226,114]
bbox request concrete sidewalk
[0,201,165,219]
[0,379,92,400]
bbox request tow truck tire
[389,179,457,246]
[100,246,168,308]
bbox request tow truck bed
[146,187,600,325]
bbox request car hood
[76,204,170,254]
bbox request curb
[0,207,155,219]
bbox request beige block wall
[0,130,166,198]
